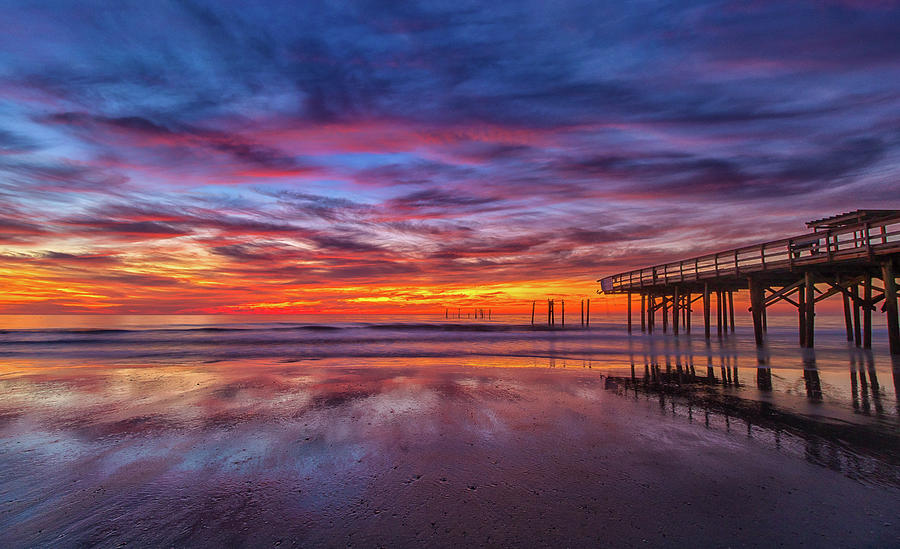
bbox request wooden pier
[599,210,900,354]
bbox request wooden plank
[764,280,804,307]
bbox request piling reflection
[801,349,822,401]
[756,348,773,391]
[847,349,886,416]
[604,343,900,488]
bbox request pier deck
[599,210,900,353]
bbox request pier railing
[600,214,900,293]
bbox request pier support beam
[640,293,646,332]
[804,272,815,348]
[673,287,679,336]
[728,291,735,333]
[703,283,711,341]
[842,278,853,342]
[748,278,765,346]
[799,281,807,347]
[716,290,723,337]
[853,284,862,347]
[864,274,872,349]
[627,292,632,333]
[882,260,900,355]
[662,295,668,333]
[684,292,694,333]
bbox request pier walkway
[599,210,900,354]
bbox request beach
[1,315,899,547]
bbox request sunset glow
[2,2,899,314]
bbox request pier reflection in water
[606,340,900,488]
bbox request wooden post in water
[648,294,655,334]
[798,280,807,347]
[716,290,724,337]
[586,298,590,327]
[580,300,584,327]
[852,284,862,347]
[842,277,853,342]
[804,271,815,348]
[716,290,728,335]
[548,299,553,327]
[864,274,872,349]
[703,284,711,340]
[662,295,668,333]
[640,293,646,332]
[882,260,900,355]
[686,292,692,333]
[748,278,765,346]
[672,286,679,336]
[728,291,735,333]
[627,292,632,333]
[531,301,535,326]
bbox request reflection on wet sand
[1,355,899,547]
[611,343,900,489]
[3,311,900,547]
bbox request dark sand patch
[0,359,898,548]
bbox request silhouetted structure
[600,210,900,354]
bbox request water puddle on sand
[1,354,899,547]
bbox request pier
[599,210,900,354]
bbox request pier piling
[627,292,632,333]
[882,260,900,355]
[703,284,711,341]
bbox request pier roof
[806,209,900,230]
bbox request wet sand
[1,357,898,548]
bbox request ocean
[1,314,898,546]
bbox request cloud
[0,1,899,312]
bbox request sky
[1,0,899,314]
